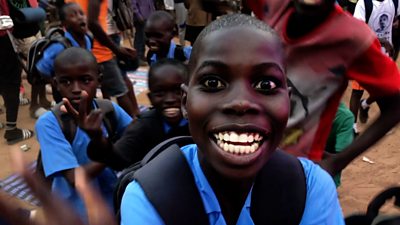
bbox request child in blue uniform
[120,14,345,225]
[35,48,132,220]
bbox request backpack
[364,0,399,23]
[35,99,118,189]
[346,186,400,225]
[26,27,71,84]
[114,136,307,225]
[109,0,134,31]
[146,44,188,65]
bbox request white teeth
[223,133,230,141]
[239,134,247,143]
[230,132,238,142]
[248,134,254,143]
[215,132,264,143]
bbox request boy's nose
[71,82,81,94]
[222,85,261,115]
[163,91,178,105]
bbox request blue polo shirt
[36,31,92,78]
[36,101,132,220]
[121,144,345,225]
[149,41,192,65]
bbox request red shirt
[249,0,400,160]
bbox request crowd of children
[1,0,400,224]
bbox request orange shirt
[66,0,113,62]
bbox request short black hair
[189,13,282,71]
[54,47,98,76]
[147,10,175,31]
[148,59,189,90]
[58,2,77,22]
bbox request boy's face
[183,27,290,180]
[148,65,185,125]
[55,60,99,109]
[144,19,174,53]
[63,4,87,35]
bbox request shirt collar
[150,41,176,65]
[64,31,91,50]
[163,118,188,133]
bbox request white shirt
[354,0,400,44]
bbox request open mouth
[79,22,86,29]
[212,131,266,155]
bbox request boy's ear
[181,84,188,119]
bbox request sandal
[5,128,34,145]
[19,93,31,106]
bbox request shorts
[351,80,364,91]
[99,58,128,97]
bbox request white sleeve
[354,0,367,22]
[396,0,400,16]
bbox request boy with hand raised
[120,14,344,225]
[35,47,132,220]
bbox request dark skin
[147,65,185,125]
[62,3,88,48]
[183,27,289,224]
[0,148,117,225]
[87,0,137,61]
[203,0,400,177]
[145,18,175,60]
[80,64,186,169]
[54,54,107,186]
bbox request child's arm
[62,162,106,187]
[87,0,137,61]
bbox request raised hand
[0,146,117,225]
[62,91,104,139]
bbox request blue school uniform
[35,101,132,219]
[148,41,192,65]
[36,31,92,78]
[121,144,345,225]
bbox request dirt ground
[0,74,399,217]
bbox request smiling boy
[145,11,192,65]
[86,59,190,170]
[120,14,344,225]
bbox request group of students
[1,0,400,224]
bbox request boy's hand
[116,47,137,62]
[62,91,104,140]
[0,146,117,225]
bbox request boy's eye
[201,77,225,90]
[59,79,71,85]
[253,79,277,92]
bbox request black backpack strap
[364,0,373,23]
[134,138,208,225]
[251,150,306,225]
[51,102,77,143]
[394,0,399,16]
[173,45,187,62]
